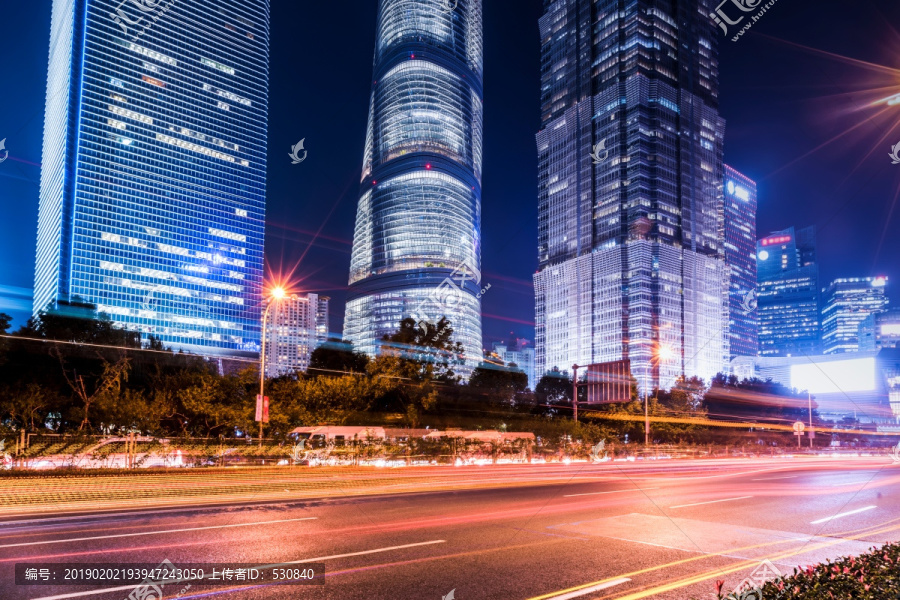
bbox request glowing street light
[645,342,675,446]
[258,285,287,448]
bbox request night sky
[1,0,898,350]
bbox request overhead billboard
[790,357,876,394]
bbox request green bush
[712,542,900,600]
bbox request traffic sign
[793,421,805,435]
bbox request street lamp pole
[644,371,650,446]
[808,390,814,449]
[258,288,285,449]
[572,364,579,422]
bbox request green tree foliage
[468,362,528,405]
[308,338,370,377]
[20,299,140,348]
[535,367,572,407]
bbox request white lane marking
[669,496,753,509]
[540,578,632,599]
[29,539,447,600]
[752,475,798,481]
[810,506,876,525]
[0,517,317,549]
[564,487,659,498]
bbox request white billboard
[790,358,877,394]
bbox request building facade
[343,0,484,372]
[859,309,900,352]
[757,226,821,357]
[724,166,758,359]
[36,0,269,356]
[822,277,889,354]
[492,339,536,391]
[533,0,729,393]
[264,294,329,377]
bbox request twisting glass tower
[344,0,484,369]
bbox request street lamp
[644,342,675,445]
[259,286,286,448]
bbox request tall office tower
[723,166,758,358]
[344,0,484,370]
[533,0,728,392]
[859,309,900,352]
[822,277,889,354]
[35,0,269,356]
[757,226,821,357]
[492,338,536,391]
[264,293,329,377]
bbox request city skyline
[1,0,899,358]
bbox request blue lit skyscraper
[724,165,758,358]
[757,226,821,357]
[821,276,889,355]
[344,0,483,368]
[533,0,729,392]
[35,0,269,355]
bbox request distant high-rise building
[35,0,269,356]
[343,0,483,373]
[822,277,889,354]
[533,0,729,392]
[757,226,821,357]
[264,294,329,377]
[859,309,900,352]
[724,166,758,359]
[492,338,536,391]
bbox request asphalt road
[2,457,898,600]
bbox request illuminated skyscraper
[724,166,758,358]
[35,0,269,355]
[757,226,821,357]
[264,293,329,377]
[822,277,889,355]
[344,0,483,369]
[533,0,729,392]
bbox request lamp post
[645,342,675,446]
[259,286,285,448]
[572,364,579,422]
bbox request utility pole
[808,391,814,449]
[571,364,579,422]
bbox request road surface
[1,457,898,599]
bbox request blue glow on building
[344,0,484,370]
[35,0,269,356]
[724,165,758,359]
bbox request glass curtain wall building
[264,293,329,377]
[822,277,889,355]
[724,166,758,359]
[757,226,821,357]
[35,0,269,356]
[533,0,729,392]
[344,0,484,370]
